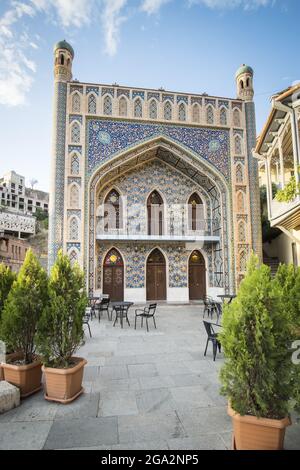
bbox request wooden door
[103,249,124,301]
[189,250,206,300]
[146,249,166,300]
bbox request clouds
[0,0,275,107]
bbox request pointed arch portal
[189,250,206,300]
[146,248,166,301]
[103,248,124,301]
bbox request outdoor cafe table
[217,294,236,304]
[110,301,134,328]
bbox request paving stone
[118,411,187,444]
[176,405,232,435]
[0,421,53,449]
[170,385,215,409]
[0,392,57,423]
[128,363,158,378]
[54,393,100,420]
[168,374,208,388]
[83,366,100,381]
[168,433,227,450]
[98,390,139,417]
[136,388,176,414]
[138,375,173,390]
[92,378,140,392]
[44,417,118,449]
[156,361,190,376]
[0,381,20,414]
[100,365,129,380]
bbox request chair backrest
[148,303,157,315]
[101,294,110,300]
[100,298,110,307]
[203,321,215,337]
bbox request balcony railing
[96,216,220,242]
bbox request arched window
[103,95,112,115]
[60,54,64,65]
[147,190,164,235]
[246,78,250,87]
[192,103,200,123]
[234,135,242,155]
[237,191,245,212]
[233,108,241,127]
[188,193,204,231]
[119,96,127,117]
[236,163,244,183]
[240,80,244,90]
[238,221,246,242]
[71,122,80,143]
[220,107,227,125]
[206,105,214,125]
[69,217,79,240]
[70,154,80,175]
[134,98,143,118]
[67,58,70,67]
[70,184,79,208]
[164,101,172,120]
[88,94,97,114]
[72,92,81,113]
[178,102,186,121]
[149,99,158,119]
[239,250,247,272]
[69,250,78,266]
[104,189,122,231]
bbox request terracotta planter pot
[0,352,22,381]
[228,404,291,450]
[2,356,42,398]
[42,357,87,404]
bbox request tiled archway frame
[86,136,234,294]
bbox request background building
[49,41,261,301]
[0,170,49,214]
[255,83,300,267]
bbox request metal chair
[83,307,92,338]
[203,321,221,361]
[135,303,157,332]
[113,304,130,328]
[88,296,98,319]
[97,297,111,322]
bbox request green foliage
[0,264,16,316]
[36,250,87,368]
[276,176,300,203]
[219,254,296,420]
[1,250,48,364]
[260,185,281,243]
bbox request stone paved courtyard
[0,305,299,450]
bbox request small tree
[36,250,87,368]
[219,254,294,420]
[1,250,48,364]
[0,263,16,315]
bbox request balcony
[270,195,300,231]
[96,216,220,243]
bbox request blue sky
[0,0,299,191]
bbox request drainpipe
[272,99,300,188]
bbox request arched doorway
[188,193,204,231]
[147,190,164,236]
[103,248,124,301]
[189,250,206,300]
[146,248,166,300]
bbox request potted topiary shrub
[1,251,48,397]
[219,254,294,450]
[36,250,88,404]
[0,264,17,380]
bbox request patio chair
[97,297,111,322]
[113,304,130,329]
[203,321,221,361]
[83,307,92,338]
[88,296,98,319]
[135,303,157,332]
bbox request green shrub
[1,250,48,364]
[36,250,87,368]
[0,263,16,316]
[219,254,295,420]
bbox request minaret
[235,64,262,259]
[48,40,74,270]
